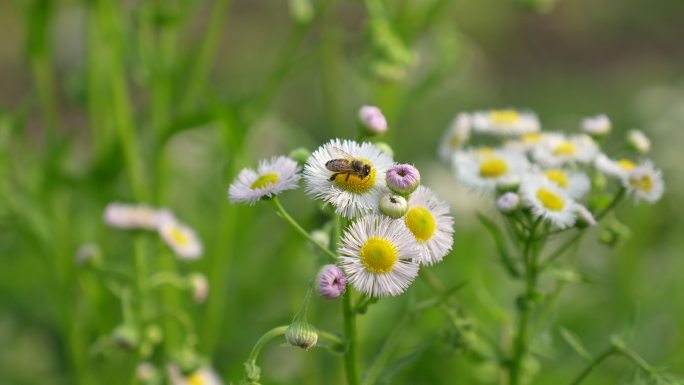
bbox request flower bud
[496,192,520,214]
[189,273,209,304]
[288,147,311,164]
[627,129,651,154]
[75,242,103,268]
[309,229,330,250]
[112,324,139,351]
[172,348,205,375]
[573,204,597,229]
[144,324,164,345]
[285,321,318,350]
[386,164,420,196]
[289,0,313,25]
[374,142,394,158]
[379,193,408,219]
[581,114,611,138]
[316,264,346,299]
[357,105,388,135]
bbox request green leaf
[559,327,592,362]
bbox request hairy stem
[271,197,338,261]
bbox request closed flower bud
[358,105,388,135]
[289,147,311,164]
[496,192,520,214]
[309,229,330,250]
[316,264,346,299]
[386,164,420,196]
[374,142,394,158]
[75,243,103,268]
[379,193,408,219]
[627,129,651,154]
[581,114,611,138]
[573,204,597,229]
[112,324,139,351]
[189,273,209,304]
[285,321,318,350]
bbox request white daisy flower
[228,156,301,205]
[581,114,611,137]
[573,203,597,227]
[594,153,638,179]
[539,168,591,199]
[471,109,540,136]
[158,217,203,260]
[532,134,599,167]
[621,160,664,203]
[452,148,530,194]
[627,129,651,154]
[503,132,555,153]
[520,176,577,229]
[169,365,223,385]
[304,139,394,218]
[403,186,454,265]
[438,113,471,162]
[104,203,174,230]
[338,215,419,297]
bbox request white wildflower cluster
[439,109,664,229]
[104,203,203,260]
[228,106,455,298]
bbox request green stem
[419,268,445,293]
[510,218,541,385]
[271,197,338,261]
[317,329,345,347]
[246,325,289,365]
[539,232,584,269]
[362,312,410,385]
[568,347,616,385]
[343,288,360,385]
[595,187,626,221]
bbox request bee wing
[329,146,354,160]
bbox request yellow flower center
[552,141,577,156]
[536,188,565,211]
[629,175,653,192]
[476,147,495,157]
[334,159,376,193]
[405,207,436,242]
[618,159,636,171]
[449,135,463,148]
[360,237,398,274]
[169,227,189,247]
[544,169,569,189]
[522,133,542,143]
[479,157,508,178]
[490,109,520,124]
[251,173,279,190]
[187,372,204,385]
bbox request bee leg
[329,173,340,181]
[345,173,351,182]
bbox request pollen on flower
[536,188,565,211]
[250,173,280,190]
[552,142,577,156]
[629,175,653,192]
[405,206,436,242]
[479,157,508,178]
[522,133,542,143]
[618,159,636,171]
[544,169,569,188]
[360,237,398,273]
[334,161,376,193]
[490,109,520,124]
[187,372,204,385]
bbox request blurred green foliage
[0,0,683,384]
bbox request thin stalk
[540,233,584,269]
[568,347,616,385]
[419,268,445,294]
[335,214,359,385]
[362,313,410,385]
[595,187,626,221]
[246,325,289,364]
[271,197,338,261]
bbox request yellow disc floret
[405,207,436,242]
[334,160,376,193]
[552,142,577,156]
[629,175,653,192]
[251,173,279,190]
[618,159,636,171]
[187,372,204,385]
[490,109,520,124]
[536,188,565,211]
[522,133,542,143]
[360,237,398,274]
[169,226,189,246]
[544,169,569,189]
[479,156,508,178]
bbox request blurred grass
[1,0,684,384]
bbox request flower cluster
[104,202,203,260]
[440,109,664,229]
[228,106,455,299]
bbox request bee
[325,147,372,182]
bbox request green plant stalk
[509,218,542,385]
[335,215,359,385]
[246,325,289,365]
[271,197,338,261]
[362,312,410,385]
[568,347,616,385]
